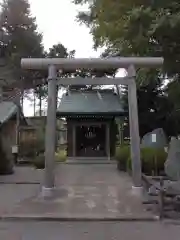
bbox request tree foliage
[47,43,75,59]
[33,43,76,115]
[73,0,180,77]
[0,0,44,88]
[73,0,180,137]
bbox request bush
[127,148,167,175]
[115,145,130,171]
[33,153,45,169]
[55,149,67,162]
[116,145,167,175]
[33,149,67,169]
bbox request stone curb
[64,161,117,165]
[0,214,160,222]
[0,182,40,185]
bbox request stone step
[65,158,116,164]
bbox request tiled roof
[0,101,18,124]
[57,90,126,116]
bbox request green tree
[0,0,43,59]
[47,43,76,107]
[74,0,180,79]
[0,0,44,106]
[73,0,180,69]
[48,43,75,59]
[28,43,76,116]
[69,68,116,91]
[73,0,180,137]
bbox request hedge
[33,150,67,169]
[33,153,45,169]
[116,145,130,171]
[55,149,67,162]
[116,145,167,175]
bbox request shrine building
[57,89,127,160]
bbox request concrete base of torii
[41,186,55,198]
[131,186,143,197]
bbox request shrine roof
[57,89,127,116]
[0,101,17,124]
[0,101,26,125]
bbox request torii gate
[21,57,164,197]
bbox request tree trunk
[39,94,42,116]
[21,93,24,109]
[33,90,36,116]
[56,85,59,108]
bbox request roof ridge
[69,89,116,94]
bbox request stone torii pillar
[43,65,57,196]
[127,65,141,191]
[21,57,164,197]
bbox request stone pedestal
[131,186,143,198]
[41,186,55,198]
[165,138,180,180]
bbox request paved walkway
[0,166,42,184]
[0,164,155,220]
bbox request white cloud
[28,0,100,57]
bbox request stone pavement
[0,164,156,220]
[0,184,39,214]
[0,166,42,184]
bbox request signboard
[12,145,18,154]
[151,133,156,143]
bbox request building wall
[25,116,67,148]
[26,116,46,129]
[20,128,36,142]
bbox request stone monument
[141,128,168,149]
